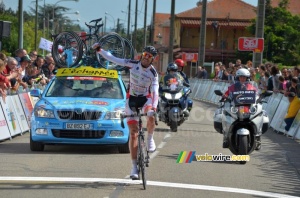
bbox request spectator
[0,59,10,101]
[201,67,208,79]
[213,64,220,81]
[293,66,300,82]
[194,66,203,79]
[29,50,38,62]
[19,55,31,79]
[235,59,242,68]
[2,57,20,89]
[246,60,253,69]
[281,67,289,80]
[14,48,28,66]
[278,75,287,94]
[228,62,234,69]
[42,61,56,80]
[284,77,300,131]
[266,72,273,91]
[258,66,268,92]
[270,65,281,93]
[219,64,228,81]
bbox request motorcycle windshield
[162,74,184,92]
[229,81,258,105]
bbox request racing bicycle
[120,108,158,190]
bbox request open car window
[45,76,124,99]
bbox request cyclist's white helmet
[236,68,250,77]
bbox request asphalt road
[0,100,300,198]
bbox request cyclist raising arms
[93,43,159,179]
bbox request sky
[2,0,257,31]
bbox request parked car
[29,66,129,153]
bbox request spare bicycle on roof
[51,17,134,70]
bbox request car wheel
[30,135,45,151]
[118,140,130,154]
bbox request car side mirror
[30,89,42,98]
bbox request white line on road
[0,177,297,198]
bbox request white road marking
[157,141,166,148]
[0,177,297,198]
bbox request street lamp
[52,0,79,33]
[105,12,116,28]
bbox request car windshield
[45,76,123,99]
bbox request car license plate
[65,123,93,129]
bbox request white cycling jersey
[98,49,159,108]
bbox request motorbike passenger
[174,59,193,112]
[221,68,260,148]
[174,59,189,85]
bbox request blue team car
[30,66,130,153]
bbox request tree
[248,0,300,65]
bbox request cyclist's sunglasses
[142,52,154,59]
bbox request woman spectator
[270,65,281,93]
[284,77,300,131]
[278,75,287,94]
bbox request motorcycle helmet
[142,46,157,57]
[236,68,250,77]
[167,63,178,72]
[174,59,185,67]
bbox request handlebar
[120,112,158,128]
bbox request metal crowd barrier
[189,79,300,140]
[1,80,299,141]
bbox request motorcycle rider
[92,43,159,179]
[221,68,259,149]
[161,63,183,88]
[159,63,190,117]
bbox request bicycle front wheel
[96,32,125,69]
[138,134,147,190]
[52,31,83,68]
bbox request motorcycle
[213,82,273,164]
[158,82,192,132]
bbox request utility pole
[253,0,266,67]
[18,0,24,48]
[143,0,147,47]
[168,0,175,63]
[133,0,138,50]
[151,0,156,45]
[35,0,38,50]
[116,18,120,33]
[127,0,131,39]
[198,0,207,67]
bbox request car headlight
[34,107,55,118]
[105,110,123,120]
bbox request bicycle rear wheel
[96,32,125,69]
[52,31,83,68]
[138,134,147,190]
